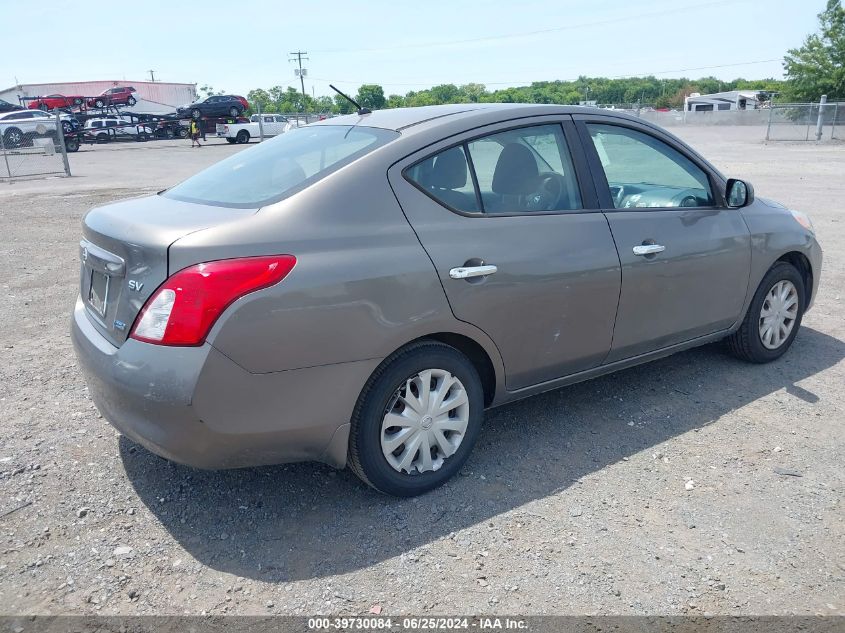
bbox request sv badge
[128,280,144,292]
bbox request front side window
[406,123,582,214]
[587,124,714,209]
[164,125,398,208]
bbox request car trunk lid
[79,194,257,347]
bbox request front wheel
[127,97,137,106]
[94,99,105,108]
[726,261,805,363]
[229,107,240,118]
[348,341,484,497]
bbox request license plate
[88,269,109,317]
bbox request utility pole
[288,51,309,97]
[148,70,156,82]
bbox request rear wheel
[191,108,201,120]
[65,136,80,152]
[348,341,484,497]
[726,261,805,363]
[235,130,250,144]
[177,127,189,139]
[96,132,109,144]
[3,127,24,148]
[127,96,137,106]
[39,103,49,111]
[94,99,105,109]
[229,106,240,118]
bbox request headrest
[429,147,467,189]
[492,143,539,195]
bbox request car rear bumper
[71,297,376,469]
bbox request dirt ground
[0,125,843,617]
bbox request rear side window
[406,124,582,214]
[404,146,480,213]
[164,125,399,208]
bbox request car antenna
[329,84,371,115]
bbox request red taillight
[130,255,296,346]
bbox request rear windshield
[163,125,399,208]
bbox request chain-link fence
[765,101,843,141]
[0,111,71,180]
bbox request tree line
[244,76,787,115]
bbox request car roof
[309,103,640,132]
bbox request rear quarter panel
[168,151,506,383]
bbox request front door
[576,118,751,362]
[389,118,621,391]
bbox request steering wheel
[612,185,627,208]
[524,172,566,211]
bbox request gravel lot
[1,127,843,617]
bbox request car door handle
[449,265,498,279]
[632,244,666,256]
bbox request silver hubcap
[380,369,469,474]
[759,280,799,350]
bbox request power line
[310,0,748,55]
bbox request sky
[1,0,827,97]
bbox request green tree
[198,84,224,98]
[386,94,406,108]
[356,84,386,109]
[784,0,845,100]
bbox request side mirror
[726,178,754,208]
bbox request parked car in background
[87,87,138,109]
[177,95,248,119]
[83,116,153,142]
[27,94,84,111]
[71,104,822,497]
[0,98,23,113]
[216,114,298,144]
[0,109,80,147]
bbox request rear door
[575,115,751,362]
[389,116,621,391]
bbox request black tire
[229,106,240,118]
[127,97,137,106]
[96,132,109,144]
[226,138,237,144]
[39,103,49,111]
[348,341,485,497]
[165,127,175,139]
[3,127,24,148]
[235,130,250,144]
[177,127,189,139]
[726,261,805,363]
[94,99,105,109]
[65,137,80,152]
[191,108,201,120]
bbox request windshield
[163,125,398,208]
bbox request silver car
[71,104,822,496]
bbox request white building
[0,80,197,114]
[684,90,761,112]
